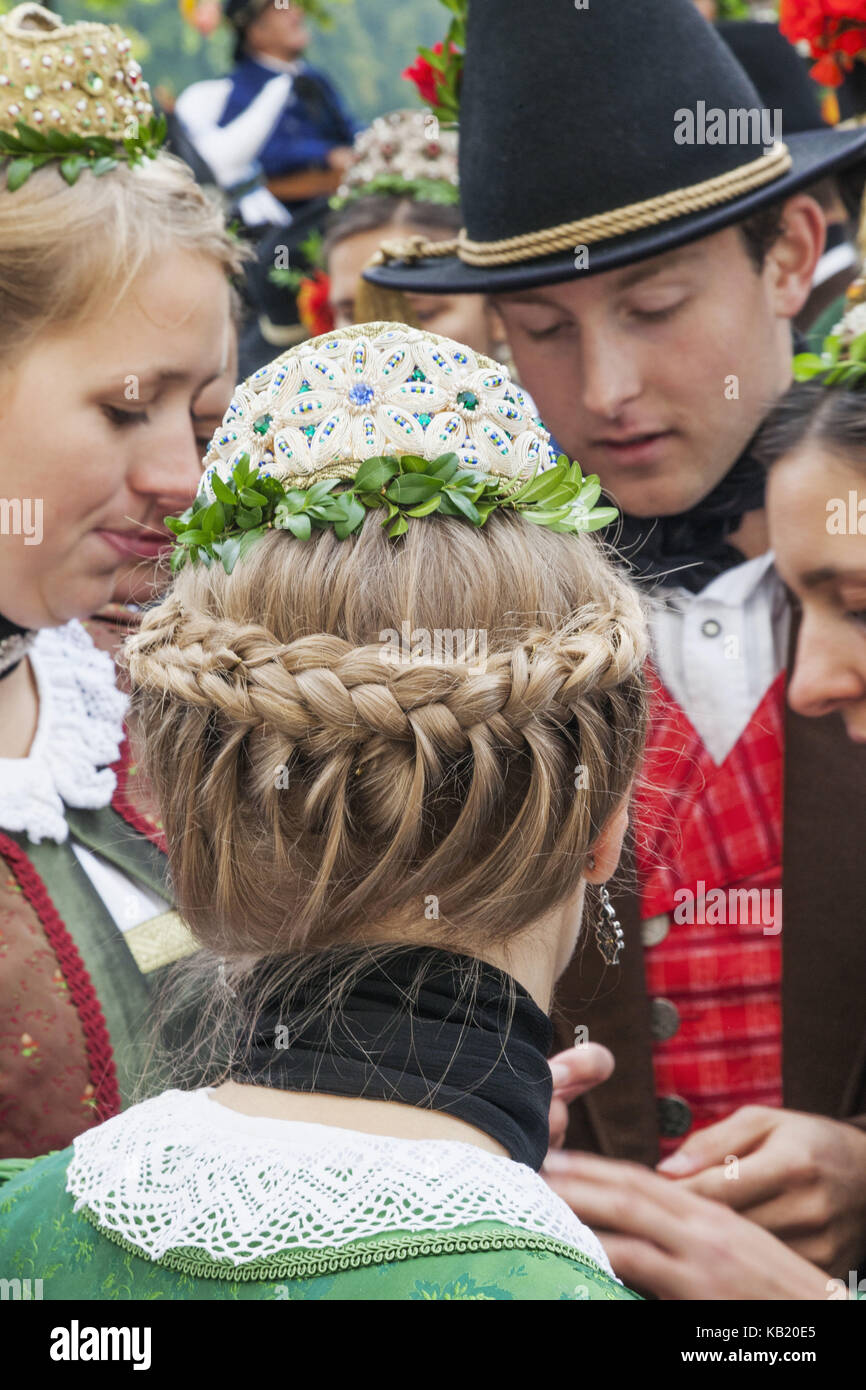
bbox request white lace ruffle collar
[66,1087,616,1277]
[0,620,128,844]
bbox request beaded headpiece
[332,108,459,210]
[167,322,617,573]
[0,5,164,189]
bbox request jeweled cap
[0,4,152,139]
[333,108,459,209]
[200,321,557,497]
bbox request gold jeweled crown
[0,4,163,187]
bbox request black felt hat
[364,0,866,295]
[716,20,824,134]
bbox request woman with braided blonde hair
[0,321,651,1299]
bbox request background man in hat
[175,0,358,220]
[366,0,866,1278]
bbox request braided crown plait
[125,593,643,762]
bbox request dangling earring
[595,885,625,967]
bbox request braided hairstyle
[125,509,648,958]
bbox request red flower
[811,52,845,86]
[402,42,458,108]
[297,271,335,339]
[780,0,866,70]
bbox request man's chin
[602,479,715,519]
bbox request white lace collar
[66,1088,616,1277]
[0,620,128,844]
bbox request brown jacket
[554,688,866,1163]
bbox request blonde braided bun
[126,509,648,956]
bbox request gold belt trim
[124,911,197,974]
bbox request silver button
[657,1095,692,1138]
[641,913,670,947]
[650,997,680,1042]
[701,618,721,638]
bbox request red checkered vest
[633,662,785,1153]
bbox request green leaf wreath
[166,451,619,575]
[792,332,866,389]
[0,113,167,189]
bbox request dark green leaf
[60,155,84,185]
[386,474,444,504]
[217,536,242,574]
[211,474,237,506]
[388,514,409,538]
[281,512,312,540]
[441,488,481,524]
[354,455,399,491]
[91,157,119,178]
[334,494,366,538]
[238,525,266,557]
[5,158,33,191]
[406,494,444,517]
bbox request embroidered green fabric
[0,1150,640,1301]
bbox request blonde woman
[0,4,244,1157]
[0,321,853,1301]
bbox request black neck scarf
[229,946,554,1170]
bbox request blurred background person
[175,0,358,227]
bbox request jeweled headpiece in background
[0,4,163,188]
[332,108,459,210]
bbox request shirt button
[701,618,722,638]
[657,1095,692,1138]
[650,997,680,1042]
[640,913,670,947]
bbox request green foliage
[167,452,619,573]
[716,0,752,19]
[330,172,460,211]
[0,114,166,188]
[793,333,866,389]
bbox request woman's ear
[584,796,630,885]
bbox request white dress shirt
[647,551,791,765]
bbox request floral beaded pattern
[200,323,558,496]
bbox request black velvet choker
[0,613,34,682]
[612,443,766,594]
[229,946,554,1170]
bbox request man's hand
[326,145,353,174]
[656,1106,866,1276]
[547,1043,614,1150]
[543,1150,841,1300]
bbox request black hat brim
[363,127,866,295]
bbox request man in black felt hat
[366,0,866,1281]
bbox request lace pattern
[0,620,128,843]
[66,1088,616,1277]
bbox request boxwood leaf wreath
[166,452,619,575]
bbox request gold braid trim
[368,144,792,270]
